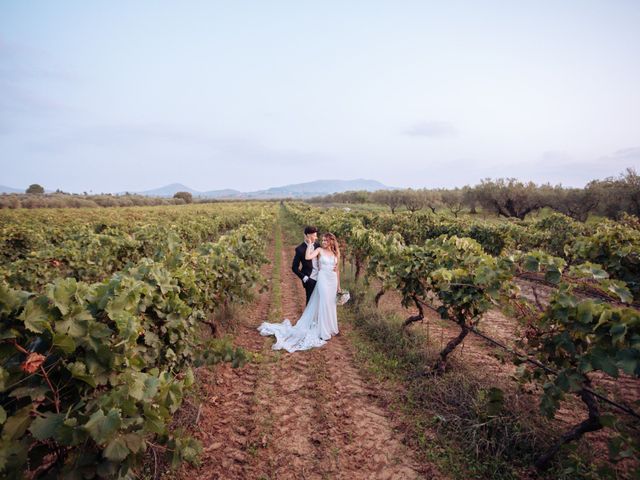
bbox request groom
[292,226,320,304]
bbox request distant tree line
[0,190,195,209]
[0,188,283,209]
[310,168,640,221]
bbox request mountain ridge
[1,179,396,199]
[134,179,393,198]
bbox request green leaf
[523,256,539,272]
[610,323,627,345]
[150,265,176,294]
[67,361,97,388]
[29,412,65,440]
[1,406,32,441]
[544,268,561,284]
[578,357,593,374]
[123,432,145,453]
[607,282,633,304]
[104,436,130,461]
[84,409,121,444]
[109,311,140,343]
[142,376,160,401]
[556,372,570,392]
[52,333,76,354]
[10,385,49,401]
[126,371,147,401]
[143,406,165,435]
[0,406,6,425]
[18,298,51,333]
[184,368,194,388]
[567,373,584,392]
[595,309,612,330]
[616,349,639,375]
[593,354,619,378]
[0,283,29,316]
[608,436,624,458]
[576,302,594,324]
[588,265,609,279]
[599,413,617,428]
[46,278,78,316]
[0,367,9,392]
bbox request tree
[419,189,443,214]
[462,185,479,214]
[174,191,193,204]
[441,188,465,217]
[473,178,546,220]
[26,184,44,194]
[620,167,640,216]
[371,190,403,213]
[586,168,640,219]
[399,189,424,212]
[549,187,599,221]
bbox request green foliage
[571,221,640,300]
[25,184,44,195]
[285,201,640,472]
[0,203,267,292]
[0,203,275,478]
[173,191,193,204]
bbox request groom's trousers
[303,278,317,305]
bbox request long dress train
[257,253,339,352]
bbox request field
[1,202,639,479]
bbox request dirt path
[176,224,440,479]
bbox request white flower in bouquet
[336,290,350,306]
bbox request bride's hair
[322,233,340,258]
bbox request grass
[245,213,284,466]
[279,203,305,244]
[267,214,283,323]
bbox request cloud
[404,121,457,138]
[0,38,74,82]
[540,150,573,163]
[25,123,328,170]
[3,121,334,192]
[26,124,209,151]
[608,147,640,162]
[0,38,77,127]
[508,147,640,186]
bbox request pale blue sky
[1,1,639,192]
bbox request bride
[258,232,341,352]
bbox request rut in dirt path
[174,236,275,480]
[177,222,441,479]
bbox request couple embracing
[258,226,343,353]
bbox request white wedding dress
[258,253,339,352]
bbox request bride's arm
[305,245,321,260]
[337,260,341,292]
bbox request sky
[1,0,639,193]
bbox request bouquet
[336,290,351,306]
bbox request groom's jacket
[292,241,320,282]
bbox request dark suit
[292,241,320,304]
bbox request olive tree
[174,191,193,204]
[440,188,465,217]
[26,184,45,194]
[473,178,545,219]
